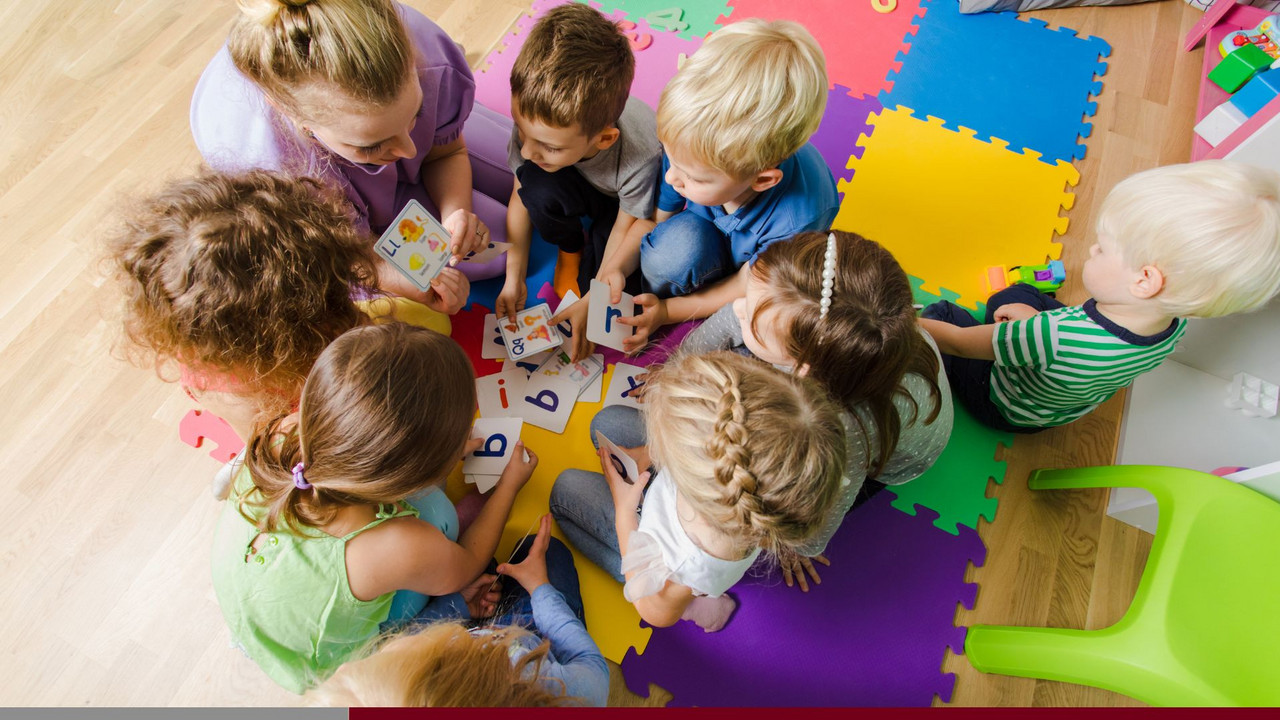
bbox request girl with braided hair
[678,230,954,592]
[550,351,847,632]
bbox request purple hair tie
[292,462,312,490]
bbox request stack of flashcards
[373,200,453,293]
[462,418,523,493]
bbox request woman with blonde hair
[191,0,514,307]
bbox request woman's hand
[495,279,527,323]
[497,514,553,594]
[442,208,488,264]
[424,267,469,315]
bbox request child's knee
[590,405,644,448]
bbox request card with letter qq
[499,304,562,360]
[586,278,635,352]
[462,418,524,476]
[373,200,452,293]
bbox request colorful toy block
[1195,100,1249,146]
[1230,66,1280,116]
[1208,43,1273,93]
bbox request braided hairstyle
[749,231,943,478]
[643,351,847,557]
[241,323,476,535]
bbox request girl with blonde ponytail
[212,323,539,693]
[191,0,516,301]
[550,351,847,632]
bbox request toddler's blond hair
[656,19,828,179]
[1097,160,1280,318]
[643,351,846,557]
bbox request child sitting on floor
[496,3,663,360]
[550,351,847,632]
[307,515,608,707]
[620,19,839,352]
[213,323,537,694]
[680,231,953,590]
[919,160,1280,432]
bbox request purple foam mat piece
[619,492,985,706]
[811,87,881,189]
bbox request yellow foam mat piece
[447,364,651,663]
[834,106,1078,309]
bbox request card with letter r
[499,304,562,361]
[373,199,451,293]
[518,370,579,434]
[604,363,647,409]
[462,418,523,476]
[586,278,635,352]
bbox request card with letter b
[462,418,523,476]
[586,278,635,352]
[373,200,452,293]
[499,304,562,360]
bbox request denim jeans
[640,211,736,298]
[922,283,1064,434]
[549,405,648,584]
[490,536,585,629]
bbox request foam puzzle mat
[177,0,1112,705]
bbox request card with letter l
[373,199,452,292]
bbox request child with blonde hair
[550,351,847,632]
[920,160,1280,431]
[496,4,663,360]
[213,323,538,694]
[681,231,953,590]
[620,19,839,351]
[307,515,608,707]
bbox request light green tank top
[211,466,419,694]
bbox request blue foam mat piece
[880,0,1109,164]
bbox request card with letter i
[475,365,528,419]
[586,278,635,352]
[499,304,562,360]
[373,199,452,293]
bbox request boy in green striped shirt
[919,160,1280,432]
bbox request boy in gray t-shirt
[497,4,662,360]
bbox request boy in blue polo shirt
[616,19,838,351]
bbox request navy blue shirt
[656,142,839,265]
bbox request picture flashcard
[499,304,562,360]
[596,430,641,485]
[604,363,648,409]
[511,349,552,376]
[578,355,605,403]
[586,278,635,352]
[535,349,604,396]
[373,199,452,293]
[462,418,524,476]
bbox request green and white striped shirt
[991,300,1187,428]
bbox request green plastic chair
[965,465,1280,706]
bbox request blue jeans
[549,406,648,584]
[640,211,736,298]
[922,283,1064,434]
[491,537,585,629]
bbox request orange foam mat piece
[833,105,1078,309]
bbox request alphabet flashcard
[481,312,507,360]
[518,370,579,434]
[604,363,648,409]
[586,278,635,352]
[462,418,523,476]
[499,304,562,360]
[373,200,452,293]
[475,365,529,419]
[462,240,511,265]
[596,430,641,485]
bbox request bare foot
[680,594,737,632]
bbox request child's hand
[498,441,538,492]
[442,208,488,265]
[496,279,527,323]
[549,297,594,362]
[777,548,829,592]
[424,267,470,316]
[993,303,1039,323]
[600,269,628,304]
[460,573,501,619]
[599,446,648,514]
[618,294,668,354]
[497,514,552,594]
[629,371,650,404]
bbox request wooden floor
[0,0,1204,707]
